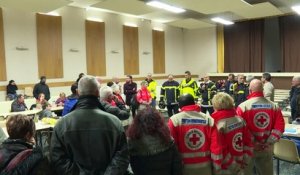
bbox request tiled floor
[273,159,300,175]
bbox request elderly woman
[211,92,253,175]
[99,86,129,120]
[0,114,51,174]
[127,107,182,175]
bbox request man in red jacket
[236,79,284,175]
[168,94,222,175]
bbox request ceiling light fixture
[86,17,103,22]
[124,23,138,27]
[211,17,234,25]
[146,1,185,13]
[292,5,300,15]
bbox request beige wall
[0,6,218,100]
[183,27,217,77]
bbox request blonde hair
[212,92,234,110]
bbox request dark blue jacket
[160,80,180,105]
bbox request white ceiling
[0,0,299,29]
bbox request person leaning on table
[11,94,28,112]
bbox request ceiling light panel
[92,0,158,15]
[146,1,185,13]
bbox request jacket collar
[212,109,236,121]
[181,104,201,112]
[2,139,34,149]
[72,95,105,111]
[247,91,264,99]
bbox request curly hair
[126,107,171,145]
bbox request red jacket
[236,92,284,150]
[136,88,151,104]
[168,105,222,174]
[211,109,253,174]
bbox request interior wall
[183,27,217,77]
[0,6,188,100]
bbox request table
[0,109,42,120]
[283,124,300,138]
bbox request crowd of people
[0,71,295,175]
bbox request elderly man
[11,94,27,112]
[290,76,300,123]
[236,79,284,175]
[51,75,129,174]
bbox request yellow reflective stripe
[211,153,223,160]
[182,151,211,158]
[237,90,245,94]
[163,86,178,89]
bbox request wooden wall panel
[85,20,106,76]
[36,14,63,78]
[123,26,139,75]
[0,9,6,81]
[152,30,165,74]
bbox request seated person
[55,92,67,106]
[111,84,126,105]
[100,86,129,120]
[0,114,52,174]
[11,94,28,112]
[36,93,52,119]
[62,83,79,116]
[6,80,18,100]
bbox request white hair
[78,75,100,96]
[111,84,119,93]
[100,86,113,101]
[293,76,300,82]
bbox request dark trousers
[167,104,179,117]
[201,106,214,115]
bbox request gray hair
[78,75,100,96]
[111,84,119,93]
[99,86,113,101]
[246,75,255,83]
[293,76,300,82]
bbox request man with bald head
[236,79,284,175]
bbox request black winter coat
[0,139,52,175]
[128,135,182,175]
[33,82,50,101]
[50,95,129,175]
